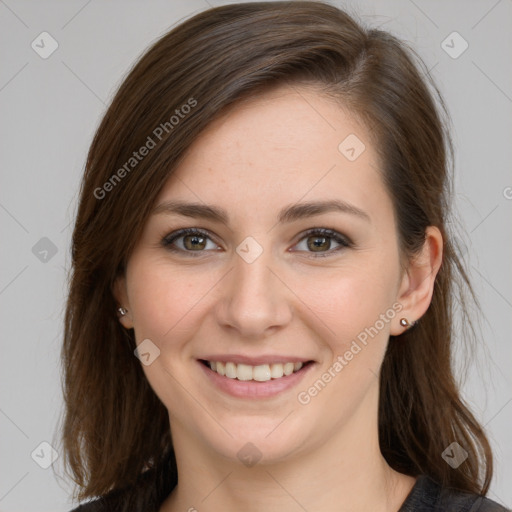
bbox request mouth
[199,359,311,382]
[198,358,315,399]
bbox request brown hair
[57,1,493,508]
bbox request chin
[199,415,313,467]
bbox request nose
[215,247,293,340]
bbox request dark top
[70,474,510,512]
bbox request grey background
[0,0,510,510]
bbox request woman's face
[116,85,414,465]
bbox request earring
[399,318,411,328]
[118,307,128,317]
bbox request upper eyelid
[163,227,217,244]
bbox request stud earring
[118,307,128,317]
[399,318,411,328]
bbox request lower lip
[198,360,315,399]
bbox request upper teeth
[208,361,304,381]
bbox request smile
[198,358,315,399]
[203,360,304,382]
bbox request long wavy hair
[56,1,493,508]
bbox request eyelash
[161,227,353,258]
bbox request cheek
[125,258,212,409]
[294,261,397,350]
[126,257,209,344]
[292,265,397,422]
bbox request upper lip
[199,354,313,366]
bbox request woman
[60,2,509,511]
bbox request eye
[162,228,220,256]
[161,227,352,258]
[292,228,352,257]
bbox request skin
[114,84,443,512]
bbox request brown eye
[183,233,207,250]
[306,235,331,252]
[162,228,219,256]
[293,228,352,257]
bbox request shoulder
[66,451,177,512]
[400,475,510,512]
[67,481,138,512]
[68,499,107,511]
[68,493,122,512]
[438,483,510,512]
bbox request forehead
[156,85,390,226]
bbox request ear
[391,226,443,335]
[112,274,134,329]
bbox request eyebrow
[152,199,371,224]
